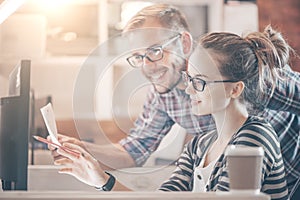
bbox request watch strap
[95,171,116,191]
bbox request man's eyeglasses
[181,71,238,92]
[126,34,181,68]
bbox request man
[51,4,299,194]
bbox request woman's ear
[230,81,245,99]
[181,31,193,56]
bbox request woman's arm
[54,142,132,191]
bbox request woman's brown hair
[199,25,292,110]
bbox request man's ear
[181,31,193,56]
[230,81,245,99]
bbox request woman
[159,25,289,200]
[55,26,289,199]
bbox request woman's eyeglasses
[126,34,181,68]
[181,71,238,92]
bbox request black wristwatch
[95,171,116,191]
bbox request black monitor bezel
[0,60,31,190]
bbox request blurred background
[0,0,299,166]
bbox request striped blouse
[159,116,289,200]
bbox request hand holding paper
[33,135,80,157]
[36,103,80,157]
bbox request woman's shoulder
[237,115,276,136]
[232,115,281,155]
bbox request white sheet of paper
[40,103,61,145]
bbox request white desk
[0,165,271,200]
[0,191,270,200]
[28,165,175,191]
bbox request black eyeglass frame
[126,33,182,68]
[181,71,239,92]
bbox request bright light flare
[0,0,25,24]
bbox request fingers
[63,142,85,153]
[59,135,74,143]
[64,143,98,164]
[56,144,80,161]
[55,158,74,175]
[47,133,81,153]
[59,143,99,170]
[47,136,57,150]
[54,157,77,176]
[51,149,65,161]
[57,134,84,148]
[58,168,73,174]
[54,158,73,166]
[47,135,62,160]
[57,134,74,144]
[56,133,67,139]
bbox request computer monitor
[0,60,31,190]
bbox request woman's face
[185,47,234,116]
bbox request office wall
[257,0,300,72]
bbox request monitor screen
[0,60,31,190]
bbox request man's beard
[153,61,185,94]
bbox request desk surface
[0,191,270,200]
[27,165,176,191]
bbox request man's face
[127,19,187,93]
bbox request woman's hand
[54,142,108,188]
[47,134,85,161]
